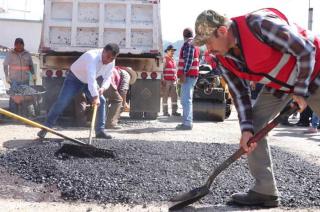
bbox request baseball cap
[193,10,226,46]
[14,38,24,45]
[164,44,176,52]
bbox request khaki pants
[249,86,320,196]
[162,80,178,114]
[104,86,122,127]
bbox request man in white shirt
[37,43,120,139]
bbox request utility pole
[308,0,313,30]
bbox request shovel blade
[169,185,210,211]
[55,143,116,158]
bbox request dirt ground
[0,108,319,212]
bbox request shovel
[0,108,115,158]
[88,104,98,145]
[169,102,299,210]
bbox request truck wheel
[193,100,226,122]
[144,112,158,120]
[129,111,143,119]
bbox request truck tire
[193,100,226,122]
[129,111,143,119]
[144,112,158,120]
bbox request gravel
[0,139,319,208]
[7,84,38,96]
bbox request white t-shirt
[70,49,115,97]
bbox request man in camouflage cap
[190,8,320,207]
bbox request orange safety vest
[177,39,200,77]
[217,8,320,92]
[163,56,177,81]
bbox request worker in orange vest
[161,45,180,116]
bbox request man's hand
[240,131,257,154]
[250,81,256,90]
[292,95,307,112]
[178,74,186,84]
[98,87,105,96]
[6,78,11,84]
[92,96,100,106]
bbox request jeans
[180,77,197,126]
[45,71,106,133]
[311,112,319,128]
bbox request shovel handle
[0,108,88,146]
[205,102,299,187]
[88,104,98,145]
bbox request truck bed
[40,0,162,54]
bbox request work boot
[96,131,112,139]
[175,124,192,130]
[172,112,181,116]
[37,129,47,139]
[230,190,279,207]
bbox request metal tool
[169,102,299,210]
[0,108,115,158]
[88,104,98,145]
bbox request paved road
[0,108,319,211]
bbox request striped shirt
[118,69,130,95]
[182,38,195,73]
[219,10,320,133]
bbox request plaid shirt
[218,10,320,133]
[182,38,195,73]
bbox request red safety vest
[163,56,177,81]
[177,39,200,77]
[217,8,320,92]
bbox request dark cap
[14,38,24,45]
[183,28,194,38]
[164,44,176,52]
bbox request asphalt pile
[0,139,319,208]
[7,84,38,96]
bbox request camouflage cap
[193,10,226,46]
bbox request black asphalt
[0,139,319,208]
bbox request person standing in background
[3,38,36,113]
[162,44,181,117]
[176,28,200,130]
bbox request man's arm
[248,12,316,97]
[220,65,254,133]
[27,53,35,75]
[220,65,257,153]
[86,55,99,98]
[101,62,115,91]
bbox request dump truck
[39,0,163,122]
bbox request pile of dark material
[7,84,37,96]
[0,139,319,208]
